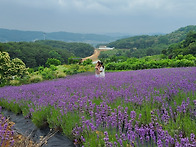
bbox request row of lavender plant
[0,67,195,146]
[0,106,14,146]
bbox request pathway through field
[82,49,107,63]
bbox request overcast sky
[0,0,196,35]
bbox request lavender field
[0,67,196,146]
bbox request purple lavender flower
[0,67,196,146]
[81,136,85,142]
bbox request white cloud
[3,0,195,16]
[0,0,196,34]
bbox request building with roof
[98,46,114,50]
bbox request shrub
[83,66,90,72]
[28,68,34,73]
[159,59,169,68]
[9,80,20,86]
[175,55,184,60]
[39,68,55,80]
[180,59,195,67]
[105,63,116,70]
[41,71,55,80]
[46,58,61,67]
[183,54,195,60]
[67,65,80,75]
[55,71,66,78]
[0,51,29,86]
[64,69,73,75]
[29,75,43,83]
[82,59,92,66]
[50,65,57,71]
[38,66,44,71]
[71,64,79,71]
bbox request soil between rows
[2,109,74,147]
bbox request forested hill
[35,40,94,58]
[107,25,196,50]
[0,28,119,45]
[0,41,94,68]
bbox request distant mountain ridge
[107,25,196,49]
[1,25,195,47]
[0,28,122,46]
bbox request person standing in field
[99,62,105,78]
[95,61,101,77]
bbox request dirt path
[82,49,107,62]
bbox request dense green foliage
[68,57,82,64]
[0,41,73,68]
[162,31,196,58]
[1,63,94,87]
[35,40,94,58]
[0,51,29,86]
[103,54,196,71]
[105,25,196,58]
[99,48,161,58]
[0,50,94,87]
[0,41,94,68]
[82,59,93,66]
[45,58,61,67]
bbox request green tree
[188,42,196,55]
[158,36,169,44]
[0,41,73,68]
[0,51,29,85]
[11,58,29,77]
[45,58,61,67]
[183,31,196,47]
[49,50,63,61]
[146,49,155,56]
[68,57,81,64]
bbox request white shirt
[99,66,105,78]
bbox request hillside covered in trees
[105,25,196,58]
[35,40,94,58]
[0,41,94,68]
[162,31,196,58]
